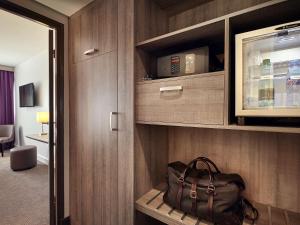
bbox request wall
[14,50,49,163]
[8,0,70,217]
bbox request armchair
[0,125,14,157]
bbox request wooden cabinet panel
[136,72,225,125]
[98,0,118,54]
[69,13,81,64]
[69,0,117,64]
[80,4,99,61]
[69,51,118,225]
[69,3,98,64]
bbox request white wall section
[0,9,49,67]
[35,0,93,16]
[14,50,49,162]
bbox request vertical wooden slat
[117,0,135,224]
[268,206,272,225]
[284,211,290,225]
[223,18,230,126]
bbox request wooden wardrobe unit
[69,0,300,225]
[134,0,300,225]
[69,0,134,225]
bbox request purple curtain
[0,70,14,125]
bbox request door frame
[0,1,65,225]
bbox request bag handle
[192,157,221,174]
[179,158,216,193]
[242,198,259,224]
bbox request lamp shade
[36,112,49,124]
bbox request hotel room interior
[0,0,299,225]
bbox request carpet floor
[0,151,49,225]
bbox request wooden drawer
[136,72,225,125]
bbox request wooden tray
[135,187,300,225]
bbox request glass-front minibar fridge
[235,21,300,117]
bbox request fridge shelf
[244,73,300,82]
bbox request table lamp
[36,112,49,136]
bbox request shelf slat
[135,189,248,225]
[136,187,300,225]
[137,187,276,225]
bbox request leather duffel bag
[163,157,258,225]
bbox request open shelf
[136,187,300,225]
[136,19,224,52]
[229,0,300,34]
[136,71,224,84]
[136,0,290,52]
[135,121,300,134]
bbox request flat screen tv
[19,83,35,107]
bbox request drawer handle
[83,48,98,55]
[160,86,183,92]
[110,112,118,131]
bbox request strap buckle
[190,190,197,199]
[178,176,184,183]
[206,183,215,194]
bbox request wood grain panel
[69,52,118,225]
[117,0,135,224]
[69,0,117,64]
[136,72,225,125]
[70,0,136,224]
[168,0,271,32]
[224,18,230,125]
[168,127,300,213]
[134,125,169,200]
[69,62,83,225]
[97,0,118,54]
[69,13,81,64]
[153,0,212,16]
[80,3,99,62]
[135,0,168,42]
[153,0,202,9]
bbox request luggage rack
[135,187,300,225]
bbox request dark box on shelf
[157,47,209,78]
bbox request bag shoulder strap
[242,198,259,224]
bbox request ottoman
[10,145,37,171]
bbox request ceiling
[0,9,49,67]
[35,0,94,16]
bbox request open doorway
[0,8,50,225]
[0,2,64,225]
